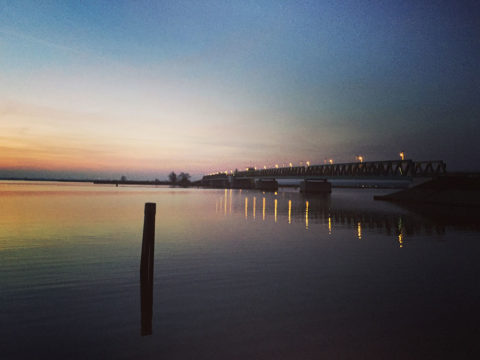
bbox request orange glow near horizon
[4,100,330,177]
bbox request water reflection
[245,197,248,219]
[288,200,292,224]
[262,197,266,221]
[140,273,153,336]
[305,201,309,230]
[224,189,228,215]
[214,189,480,246]
[274,199,278,223]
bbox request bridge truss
[203,160,446,181]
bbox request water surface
[1,181,479,359]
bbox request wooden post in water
[140,202,156,336]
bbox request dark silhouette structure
[140,203,155,336]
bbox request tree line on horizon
[168,171,191,186]
[115,172,191,186]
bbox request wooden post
[140,203,156,278]
[140,202,155,336]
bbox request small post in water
[140,202,156,336]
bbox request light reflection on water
[1,181,480,359]
[211,188,465,248]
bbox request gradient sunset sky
[1,0,479,179]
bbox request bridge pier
[232,178,254,189]
[202,179,229,188]
[300,179,332,194]
[255,178,278,191]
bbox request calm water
[1,181,480,359]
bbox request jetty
[374,173,480,207]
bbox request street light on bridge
[399,151,405,161]
[329,159,334,164]
[356,155,364,163]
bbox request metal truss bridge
[202,159,446,184]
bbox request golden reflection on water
[357,222,362,240]
[288,200,292,224]
[398,217,404,248]
[305,200,309,230]
[253,197,256,219]
[245,197,249,219]
[328,216,332,235]
[224,189,228,215]
[262,197,266,221]
[0,182,210,251]
[274,199,278,223]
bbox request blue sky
[0,0,479,178]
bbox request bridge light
[264,165,267,169]
[357,156,364,163]
[399,151,405,161]
[306,161,310,167]
[289,162,293,168]
[329,159,333,164]
[275,164,279,168]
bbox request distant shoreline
[0,178,172,185]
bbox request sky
[0,0,479,179]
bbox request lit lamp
[329,159,333,164]
[399,151,405,161]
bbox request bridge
[201,159,447,191]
